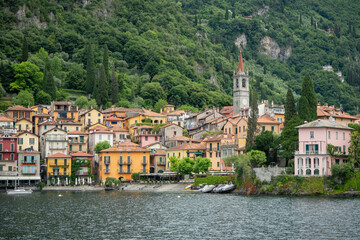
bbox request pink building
[133,125,161,148]
[294,118,352,176]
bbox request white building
[88,128,114,155]
[40,128,68,160]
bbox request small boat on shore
[199,185,215,193]
[7,187,33,195]
[217,184,236,193]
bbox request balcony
[118,169,131,174]
[22,161,37,165]
[157,161,166,166]
[0,171,17,176]
[141,161,147,165]
[119,160,132,165]
[49,163,69,167]
[48,173,70,177]
[22,169,37,175]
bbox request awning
[0,176,41,180]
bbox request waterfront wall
[253,167,285,182]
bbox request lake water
[1,191,360,239]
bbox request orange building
[317,104,358,125]
[98,142,150,182]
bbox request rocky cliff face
[235,34,247,49]
[259,36,291,61]
[15,5,48,29]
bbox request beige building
[68,131,88,154]
[17,132,39,151]
[41,128,68,159]
[15,119,33,133]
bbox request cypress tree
[299,14,302,25]
[310,16,313,27]
[98,64,108,106]
[103,45,109,85]
[225,9,229,20]
[21,37,28,62]
[246,88,259,151]
[110,63,119,104]
[42,62,56,99]
[86,44,96,94]
[298,95,310,121]
[301,74,317,121]
[93,69,99,105]
[194,15,198,26]
[284,88,296,126]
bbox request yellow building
[203,133,237,171]
[165,142,206,170]
[17,131,39,151]
[98,142,150,182]
[257,114,281,134]
[6,105,33,121]
[317,104,358,125]
[47,153,72,178]
[60,121,82,133]
[126,109,167,138]
[31,105,49,115]
[80,109,104,131]
[68,131,88,154]
[160,105,175,114]
[15,119,33,133]
[51,101,79,122]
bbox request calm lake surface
[1,191,360,240]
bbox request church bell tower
[233,51,249,115]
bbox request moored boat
[217,184,236,193]
[7,187,33,195]
[199,184,215,193]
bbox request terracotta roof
[152,149,166,156]
[111,127,128,132]
[220,106,234,114]
[317,105,358,120]
[166,110,186,116]
[257,114,280,124]
[60,121,82,125]
[102,107,144,114]
[164,105,175,107]
[198,113,214,120]
[67,131,88,135]
[105,116,122,121]
[39,120,59,126]
[100,141,150,152]
[80,108,102,116]
[71,152,94,157]
[168,136,192,142]
[296,119,353,130]
[33,113,51,117]
[203,133,236,142]
[47,153,71,158]
[142,109,166,117]
[6,105,33,111]
[167,142,206,150]
[204,117,222,124]
[0,113,13,122]
[228,118,239,125]
[53,101,71,105]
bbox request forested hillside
[0,0,359,114]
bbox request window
[217,162,220,167]
[29,138,34,144]
[0,154,2,160]
[209,143,212,151]
[105,165,109,173]
[297,158,303,175]
[88,119,91,125]
[155,136,158,141]
[210,152,212,158]
[44,126,47,130]
[236,79,239,88]
[143,156,146,164]
[225,128,227,133]
[262,126,265,132]
[79,145,82,151]
[55,159,58,165]
[335,159,340,164]
[310,131,314,139]
[19,146,22,150]
[336,132,338,140]
[80,136,84,143]
[306,144,319,154]
[217,143,220,151]
[108,135,111,140]
[343,132,345,140]
[242,79,246,88]
[343,145,346,152]
[76,127,79,131]
[239,127,241,133]
[127,165,131,173]
[9,166,12,171]
[99,135,102,140]
[18,124,21,131]
[178,152,180,157]
[98,119,101,123]
[271,126,274,131]
[135,120,138,124]
[69,145,73,151]
[98,113,101,117]
[159,157,163,163]
[18,138,23,144]
[243,126,245,132]
[10,154,14,161]
[229,128,231,134]
[223,149,227,157]
[10,144,14,152]
[127,156,131,164]
[88,113,91,116]
[64,159,67,166]
[328,131,331,139]
[119,165,123,172]
[145,136,148,141]
[235,128,238,134]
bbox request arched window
[297,158,303,175]
[236,79,239,88]
[306,157,311,168]
[242,79,246,88]
[306,169,311,175]
[314,157,319,168]
[314,169,319,175]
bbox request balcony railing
[22,161,37,164]
[104,169,110,174]
[0,171,17,176]
[22,169,37,175]
[119,160,132,165]
[118,169,131,174]
[157,161,166,166]
[48,173,70,177]
[141,161,147,165]
[49,163,69,167]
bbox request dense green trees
[14,90,34,106]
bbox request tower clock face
[242,99,248,105]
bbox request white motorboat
[212,184,225,193]
[199,185,215,193]
[7,187,33,195]
[217,184,236,193]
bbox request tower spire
[237,51,244,73]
